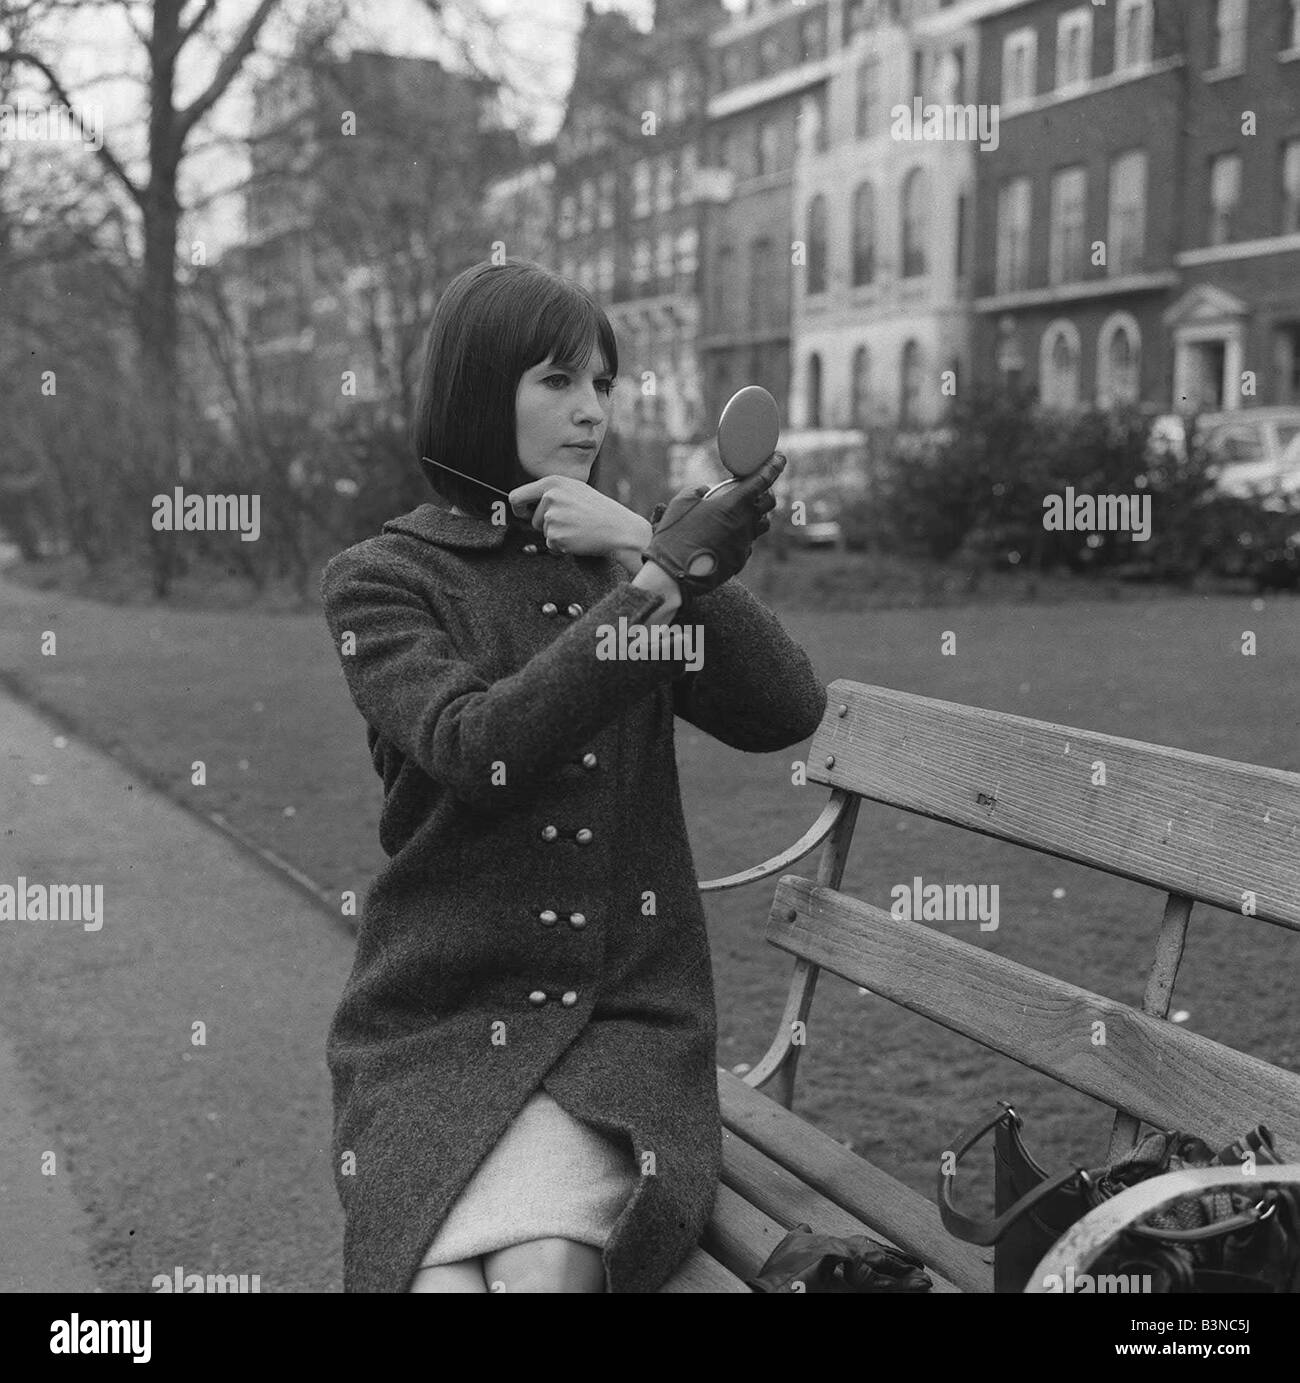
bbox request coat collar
[382,502,528,551]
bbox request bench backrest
[767,680,1300,1156]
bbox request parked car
[793,498,842,548]
[1150,408,1300,509]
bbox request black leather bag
[938,1102,1300,1293]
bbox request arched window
[1097,313,1142,406]
[1040,320,1082,410]
[806,195,828,294]
[851,345,871,426]
[899,340,923,425]
[852,182,875,285]
[901,168,929,278]
[806,353,823,429]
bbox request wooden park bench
[660,679,1300,1292]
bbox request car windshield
[1213,429,1265,465]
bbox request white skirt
[417,1089,640,1269]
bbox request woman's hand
[508,475,650,570]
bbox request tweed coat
[321,498,827,1292]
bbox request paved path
[0,688,351,1292]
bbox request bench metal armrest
[697,791,852,894]
[1024,1166,1300,1292]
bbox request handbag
[938,1102,1300,1293]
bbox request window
[1209,152,1241,244]
[912,49,925,102]
[1040,321,1081,409]
[721,47,745,90]
[1049,165,1087,284]
[851,345,872,426]
[1115,0,1153,70]
[655,158,674,213]
[632,239,652,292]
[558,194,576,240]
[1283,139,1300,232]
[1276,323,1300,402]
[666,69,687,123]
[901,167,929,277]
[676,228,698,289]
[1211,0,1247,70]
[723,126,751,180]
[645,79,664,118]
[749,237,774,329]
[656,232,674,289]
[799,90,829,155]
[598,173,616,230]
[1290,0,1300,50]
[800,12,827,64]
[633,160,652,218]
[899,340,923,426]
[844,0,874,43]
[806,354,823,428]
[678,144,697,202]
[997,177,1032,291]
[577,179,594,235]
[759,32,782,77]
[1056,8,1092,90]
[1098,314,1141,406]
[596,247,615,296]
[1003,27,1038,106]
[714,243,733,321]
[806,195,828,294]
[856,56,880,138]
[757,116,781,175]
[852,182,876,285]
[1108,150,1147,275]
[955,189,968,279]
[938,46,966,104]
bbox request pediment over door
[1163,284,1249,329]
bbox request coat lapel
[382,502,529,551]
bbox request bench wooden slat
[720,1125,964,1292]
[699,1182,790,1282]
[808,681,1300,931]
[767,876,1300,1154]
[719,1068,993,1292]
[658,1244,752,1293]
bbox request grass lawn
[1,560,1297,1215]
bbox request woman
[321,258,826,1292]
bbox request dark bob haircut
[412,258,619,517]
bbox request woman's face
[514,341,615,483]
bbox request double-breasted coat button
[539,909,558,926]
[541,601,558,617]
[561,991,578,1007]
[581,753,598,769]
[522,543,539,554]
[528,990,547,1006]
[540,825,558,842]
[568,912,587,929]
[575,828,593,845]
[567,603,584,618]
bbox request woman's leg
[408,1258,489,1293]
[482,1238,606,1293]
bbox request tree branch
[0,47,145,208]
[175,0,281,144]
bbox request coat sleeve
[669,579,827,751]
[321,543,686,812]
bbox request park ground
[0,560,1296,1289]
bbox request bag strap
[938,1102,1085,1247]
